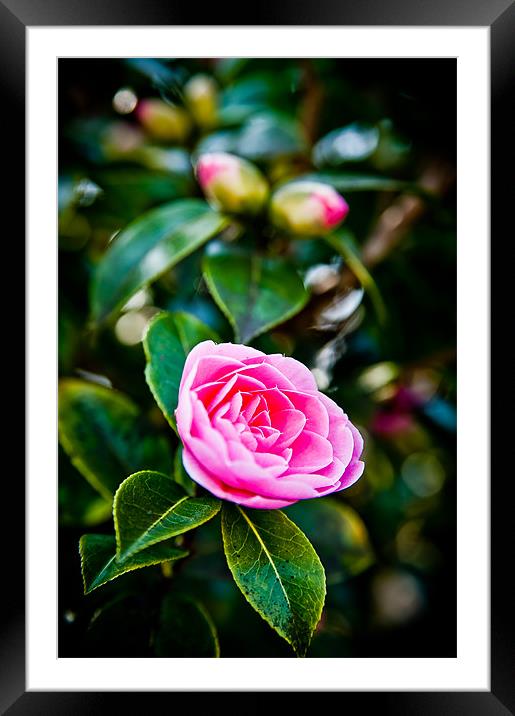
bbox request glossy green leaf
[221,504,325,656]
[143,310,220,431]
[58,379,172,500]
[91,199,228,323]
[174,445,196,495]
[59,447,112,527]
[114,470,221,560]
[155,593,220,657]
[197,111,305,160]
[90,169,192,221]
[325,228,387,324]
[236,111,305,161]
[284,499,374,583]
[313,122,380,166]
[203,249,309,343]
[79,534,188,594]
[297,171,409,193]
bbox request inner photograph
[57,57,457,659]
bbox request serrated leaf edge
[221,505,326,657]
[113,470,221,560]
[79,534,189,594]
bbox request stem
[299,158,455,332]
[300,59,324,145]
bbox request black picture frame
[4,0,511,712]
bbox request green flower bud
[136,98,192,143]
[184,74,218,130]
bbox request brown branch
[362,159,455,268]
[294,158,456,334]
[300,59,325,146]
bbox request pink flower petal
[182,448,295,508]
[242,394,262,422]
[287,430,334,473]
[182,341,265,388]
[175,366,196,434]
[348,421,364,461]
[252,409,271,427]
[181,340,218,388]
[253,451,288,471]
[336,459,365,490]
[318,393,356,464]
[191,355,245,389]
[317,456,345,480]
[228,392,243,421]
[237,362,296,391]
[282,472,341,489]
[331,425,355,469]
[259,387,294,414]
[283,390,329,437]
[271,409,307,449]
[240,430,258,451]
[213,416,240,443]
[255,426,280,449]
[226,439,253,463]
[265,355,318,391]
[196,375,238,413]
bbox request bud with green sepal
[195,152,269,215]
[136,98,192,143]
[269,181,349,236]
[184,74,218,130]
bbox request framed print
[2,0,511,712]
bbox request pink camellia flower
[195,152,269,215]
[269,181,349,236]
[175,341,364,509]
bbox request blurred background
[58,57,456,658]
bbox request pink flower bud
[269,181,349,236]
[195,152,269,215]
[136,98,191,143]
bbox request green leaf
[58,379,172,500]
[296,172,425,195]
[90,168,192,221]
[143,310,220,431]
[174,445,196,495]
[91,199,228,323]
[114,470,221,560]
[325,228,387,324]
[203,249,309,343]
[300,172,406,192]
[155,593,220,657]
[313,122,380,166]
[79,534,188,594]
[59,447,112,527]
[221,504,326,656]
[236,111,306,161]
[284,499,374,583]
